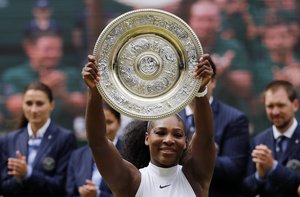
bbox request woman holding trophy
[81,52,216,197]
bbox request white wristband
[195,86,207,97]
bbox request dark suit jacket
[66,139,122,197]
[242,124,300,197]
[180,99,250,197]
[0,121,77,197]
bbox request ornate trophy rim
[93,8,203,120]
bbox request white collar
[27,119,51,138]
[148,162,179,177]
[112,136,118,146]
[273,118,297,139]
[209,96,213,104]
[185,105,193,116]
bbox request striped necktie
[275,136,287,160]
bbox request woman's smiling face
[145,115,187,167]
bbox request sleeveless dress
[135,162,196,197]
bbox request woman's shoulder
[47,121,77,144]
[3,128,26,139]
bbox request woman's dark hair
[17,81,54,129]
[147,113,186,134]
[102,101,121,122]
[121,120,149,169]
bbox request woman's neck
[30,121,46,137]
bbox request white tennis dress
[135,162,196,197]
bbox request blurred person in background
[252,18,300,134]
[262,21,300,93]
[1,31,87,133]
[179,0,252,120]
[0,95,23,133]
[248,0,299,38]
[66,102,123,197]
[242,80,300,197]
[23,0,61,38]
[214,0,257,58]
[72,0,136,139]
[241,0,300,62]
[179,62,250,196]
[0,81,77,197]
[72,0,105,65]
[253,19,300,96]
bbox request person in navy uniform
[66,102,123,197]
[0,81,77,197]
[242,80,300,197]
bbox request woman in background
[0,81,77,197]
[66,102,123,197]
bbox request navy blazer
[242,124,300,197]
[66,139,122,197]
[0,121,77,197]
[180,99,250,197]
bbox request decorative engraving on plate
[93,9,202,120]
[139,55,158,75]
[117,34,179,98]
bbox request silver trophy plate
[93,8,203,120]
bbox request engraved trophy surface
[93,9,203,120]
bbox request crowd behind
[0,0,300,136]
[1,0,300,196]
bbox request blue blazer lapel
[281,125,300,162]
[178,110,187,123]
[17,129,29,156]
[255,130,278,163]
[76,147,94,185]
[85,147,94,181]
[261,129,275,154]
[211,98,219,115]
[115,138,122,151]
